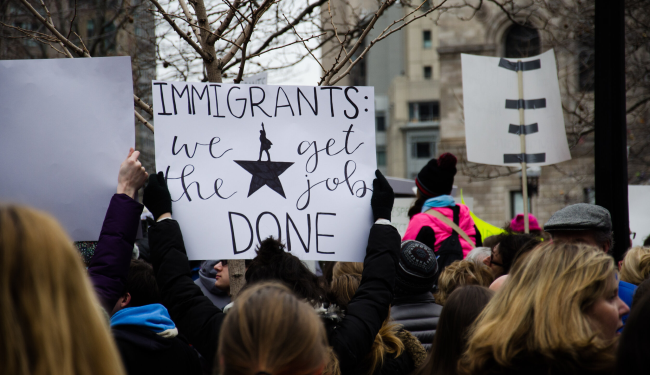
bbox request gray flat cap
[544,203,612,232]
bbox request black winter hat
[415,153,457,197]
[395,240,438,296]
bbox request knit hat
[544,203,612,233]
[510,213,541,232]
[415,153,457,198]
[395,240,438,296]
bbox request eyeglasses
[219,260,228,266]
[489,258,504,268]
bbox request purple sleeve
[87,194,143,312]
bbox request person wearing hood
[194,259,252,309]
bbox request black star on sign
[234,160,294,198]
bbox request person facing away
[218,282,329,375]
[0,205,125,375]
[414,286,494,375]
[434,260,493,306]
[86,148,201,375]
[390,240,441,351]
[329,262,427,375]
[544,203,635,322]
[143,169,401,375]
[402,153,479,279]
[459,242,629,375]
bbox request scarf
[421,195,456,212]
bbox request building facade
[322,0,596,227]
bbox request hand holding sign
[371,170,394,222]
[144,172,173,221]
[117,148,149,199]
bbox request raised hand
[117,148,148,199]
[143,171,172,221]
[371,169,394,222]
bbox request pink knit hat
[510,213,541,232]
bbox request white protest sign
[629,185,650,247]
[0,57,135,240]
[462,49,571,166]
[153,82,376,261]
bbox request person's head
[435,260,493,306]
[544,203,613,253]
[332,261,363,279]
[112,259,161,314]
[0,205,125,375]
[616,289,650,374]
[465,247,492,265]
[415,286,493,375]
[482,232,541,277]
[482,235,500,250]
[631,278,650,310]
[408,153,458,218]
[619,246,650,285]
[395,240,438,297]
[246,237,325,304]
[460,242,629,375]
[218,282,328,375]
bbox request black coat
[390,292,442,351]
[149,220,400,375]
[113,325,201,375]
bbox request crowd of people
[1,149,649,375]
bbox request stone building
[322,0,596,227]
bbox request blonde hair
[0,205,125,375]
[329,262,404,375]
[434,260,494,306]
[218,282,329,375]
[620,246,650,285]
[459,242,618,374]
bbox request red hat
[510,213,541,232]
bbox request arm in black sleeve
[328,223,401,373]
[149,219,225,368]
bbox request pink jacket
[402,204,476,258]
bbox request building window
[583,187,596,204]
[420,0,431,11]
[409,101,439,123]
[510,191,532,219]
[423,30,432,49]
[86,19,95,38]
[504,24,540,58]
[412,139,434,159]
[377,146,387,167]
[423,66,432,79]
[376,112,386,131]
[406,131,439,178]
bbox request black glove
[143,171,172,221]
[371,169,394,222]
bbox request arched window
[504,24,541,58]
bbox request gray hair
[466,247,492,263]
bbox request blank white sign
[0,57,135,240]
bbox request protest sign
[629,185,650,247]
[153,81,376,261]
[462,49,571,167]
[0,57,134,240]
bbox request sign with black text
[153,82,376,261]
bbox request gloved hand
[371,169,394,222]
[143,172,172,221]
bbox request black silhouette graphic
[258,123,273,161]
[235,123,293,198]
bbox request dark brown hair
[415,286,493,375]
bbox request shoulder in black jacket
[113,325,202,375]
[390,292,442,351]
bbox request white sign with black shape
[153,82,376,261]
[462,49,571,167]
